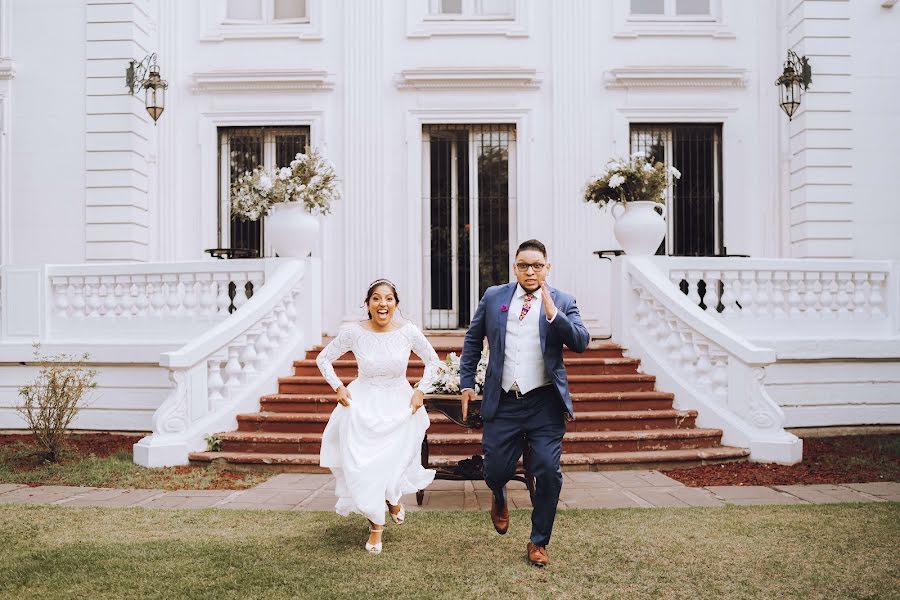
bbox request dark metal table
[419,394,535,506]
[204,247,260,260]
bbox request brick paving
[0,472,896,512]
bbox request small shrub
[204,434,222,452]
[17,345,97,463]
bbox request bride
[316,278,440,554]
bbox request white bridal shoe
[386,500,405,525]
[365,527,383,555]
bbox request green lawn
[1,503,897,600]
[0,438,270,490]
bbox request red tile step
[291,356,642,377]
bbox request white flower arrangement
[583,151,681,208]
[431,347,489,395]
[230,147,341,222]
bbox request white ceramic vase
[611,201,667,256]
[266,202,320,257]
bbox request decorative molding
[192,69,334,93]
[396,67,540,90]
[605,67,747,89]
[614,22,736,39]
[199,0,322,42]
[615,106,738,122]
[405,0,530,38]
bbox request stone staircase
[189,336,750,471]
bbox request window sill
[408,20,528,38]
[615,21,734,39]
[201,23,322,42]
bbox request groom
[460,239,590,567]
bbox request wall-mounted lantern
[125,53,168,124]
[775,50,812,121]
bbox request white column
[156,0,180,261]
[341,0,385,322]
[550,1,601,324]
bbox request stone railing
[664,258,898,339]
[0,261,270,341]
[612,257,802,464]
[133,258,321,467]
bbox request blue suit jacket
[460,282,590,421]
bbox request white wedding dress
[316,321,440,525]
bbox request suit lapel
[539,287,558,354]
[496,282,518,359]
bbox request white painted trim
[612,0,735,39]
[605,66,747,89]
[405,108,529,326]
[197,109,325,255]
[192,69,335,93]
[0,92,10,265]
[395,67,541,91]
[199,0,323,41]
[406,0,530,38]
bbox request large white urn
[611,201,667,256]
[266,202,320,257]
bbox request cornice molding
[605,66,747,89]
[396,67,540,90]
[191,69,334,93]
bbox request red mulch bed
[0,432,141,461]
[663,434,900,487]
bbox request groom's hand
[540,282,557,320]
[460,388,476,422]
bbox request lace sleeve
[408,324,442,394]
[316,326,355,391]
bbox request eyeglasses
[514,262,546,273]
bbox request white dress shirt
[500,284,557,394]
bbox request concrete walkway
[0,472,897,511]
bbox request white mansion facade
[0,0,897,466]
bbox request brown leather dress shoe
[527,542,549,567]
[490,495,509,534]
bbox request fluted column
[341,0,385,322]
[550,1,598,321]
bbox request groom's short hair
[516,239,547,258]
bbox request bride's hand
[410,389,425,414]
[336,385,351,407]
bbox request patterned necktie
[519,293,533,321]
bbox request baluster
[148,276,165,315]
[164,274,181,315]
[231,273,250,311]
[266,311,284,350]
[70,278,86,317]
[276,301,291,332]
[214,273,231,314]
[198,274,216,317]
[679,330,697,377]
[720,271,738,315]
[287,287,302,325]
[664,318,681,362]
[224,344,243,389]
[101,276,117,316]
[710,351,728,399]
[249,272,264,301]
[207,357,226,409]
[755,271,772,318]
[113,276,128,316]
[738,271,755,318]
[240,331,259,379]
[771,272,788,317]
[669,270,685,291]
[804,272,821,318]
[686,271,702,310]
[182,275,199,318]
[85,278,101,317]
[255,319,273,364]
[836,272,852,317]
[852,273,868,316]
[634,291,650,327]
[788,272,804,316]
[819,271,836,319]
[704,271,721,315]
[694,341,713,392]
[132,278,148,316]
[869,273,886,317]
[51,278,70,318]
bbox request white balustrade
[662,258,898,339]
[612,257,803,464]
[133,258,322,467]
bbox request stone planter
[611,200,667,256]
[266,202,319,257]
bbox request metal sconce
[125,53,168,124]
[775,50,812,120]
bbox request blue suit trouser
[481,385,566,547]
